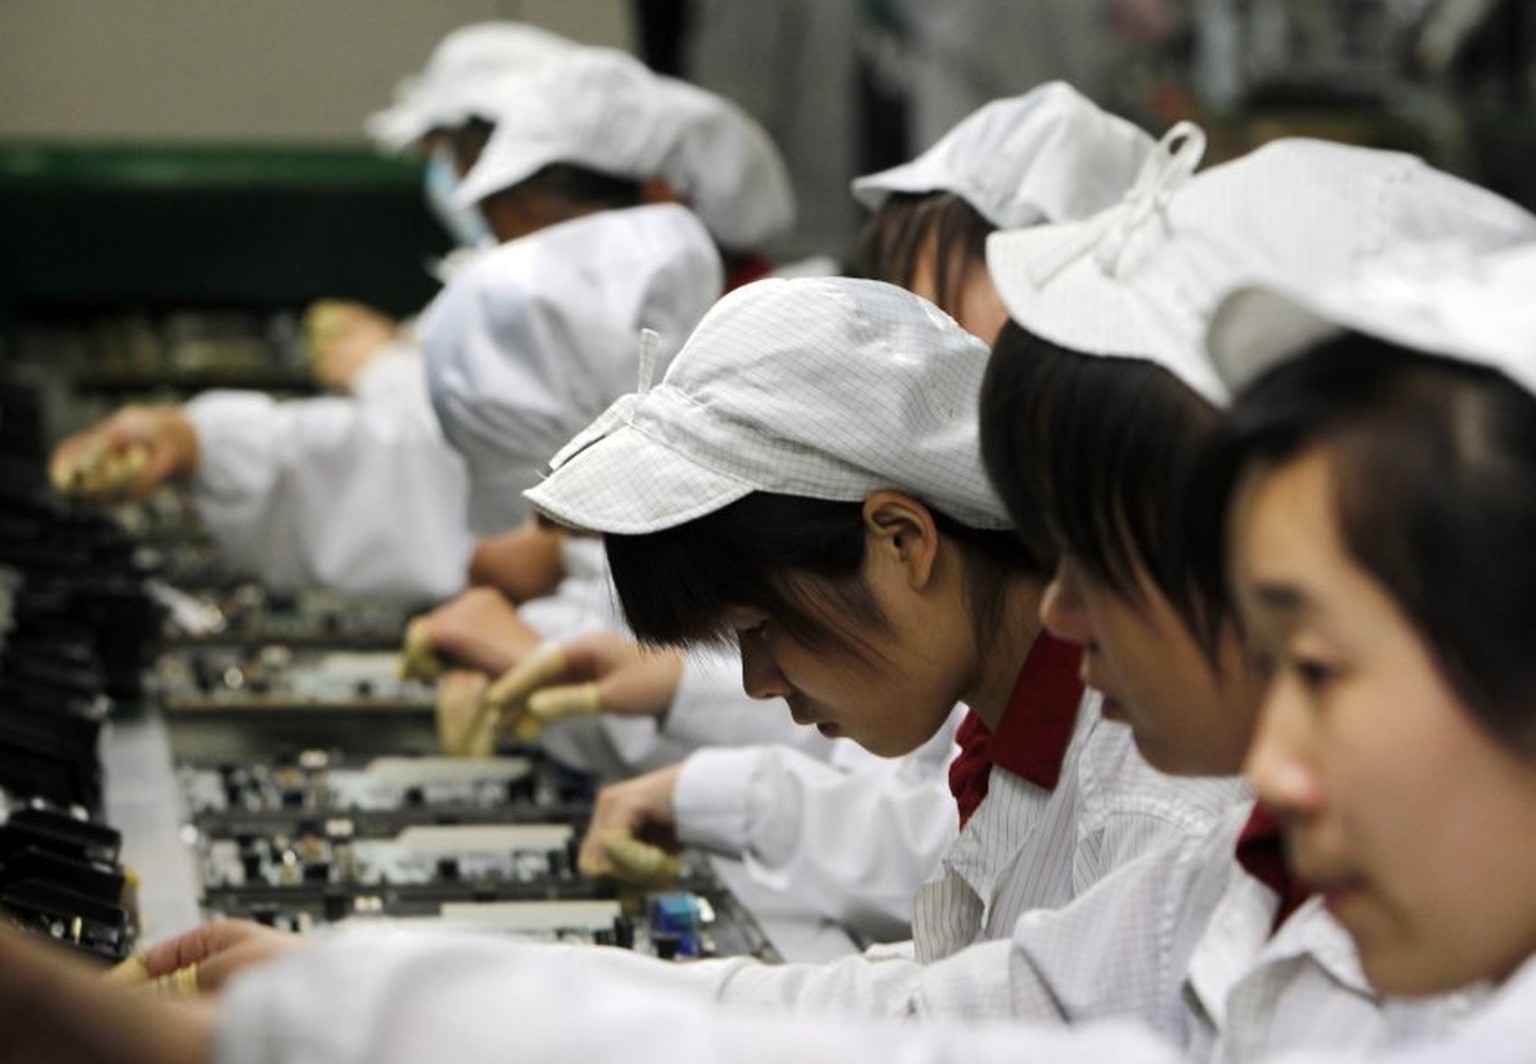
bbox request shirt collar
[947,632,1084,826]
[1234,804,1314,931]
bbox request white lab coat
[910,696,1244,961]
[219,804,1475,1062]
[673,707,965,942]
[422,203,724,537]
[186,346,474,600]
[216,900,1522,1063]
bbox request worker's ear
[641,177,687,207]
[861,491,940,591]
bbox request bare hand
[302,300,400,391]
[50,405,198,502]
[466,519,567,602]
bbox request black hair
[447,117,496,175]
[502,163,645,212]
[1208,333,1536,756]
[979,320,1226,649]
[855,192,994,323]
[604,491,1047,659]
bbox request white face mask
[424,146,494,249]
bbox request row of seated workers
[19,19,1536,1064]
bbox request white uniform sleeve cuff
[672,747,766,854]
[184,390,281,502]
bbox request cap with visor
[454,48,794,251]
[365,22,575,152]
[524,277,1009,536]
[985,129,1536,406]
[853,81,1156,229]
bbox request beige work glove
[481,643,603,741]
[435,670,498,757]
[49,442,150,498]
[301,299,400,392]
[104,955,200,996]
[580,828,683,887]
[50,405,197,503]
[398,617,448,683]
[576,765,684,886]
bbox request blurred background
[1,0,1531,378]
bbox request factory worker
[506,276,1234,944]
[10,177,1536,1064]
[853,80,1153,342]
[47,23,568,599]
[1209,239,1536,1056]
[405,48,809,778]
[426,46,798,612]
[132,136,1536,1054]
[525,83,1173,940]
[308,20,577,390]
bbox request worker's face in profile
[722,497,980,759]
[908,240,1009,346]
[1040,552,1257,777]
[725,598,967,758]
[1235,445,1536,996]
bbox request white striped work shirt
[913,690,1245,960]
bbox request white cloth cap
[454,48,795,250]
[524,277,1010,536]
[365,22,575,152]
[987,129,1536,406]
[852,82,1157,229]
[423,203,723,534]
[1209,240,1536,399]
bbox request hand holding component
[483,631,685,741]
[577,765,684,884]
[301,299,400,392]
[50,405,198,502]
[134,919,302,996]
[399,587,542,682]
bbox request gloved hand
[398,588,543,683]
[301,299,400,392]
[587,829,683,887]
[130,920,303,996]
[577,764,684,886]
[103,954,199,997]
[479,642,605,742]
[435,670,498,757]
[397,617,447,683]
[482,631,685,735]
[50,405,198,502]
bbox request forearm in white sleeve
[185,389,474,600]
[348,337,426,407]
[215,926,1182,1064]
[673,743,956,941]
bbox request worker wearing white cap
[15,169,1536,1064]
[454,47,795,287]
[509,276,1228,951]
[853,80,1154,343]
[400,47,809,780]
[47,22,571,600]
[258,136,1532,1047]
[503,85,1182,942]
